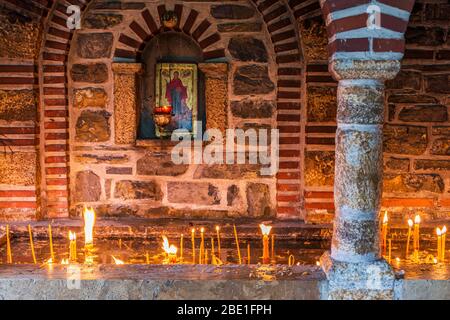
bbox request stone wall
[0,3,43,220]
[301,2,450,224]
[67,1,291,219]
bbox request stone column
[112,63,143,145]
[320,60,401,300]
[198,63,228,134]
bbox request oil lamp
[259,224,272,264]
[161,11,178,29]
[153,105,173,132]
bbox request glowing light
[61,258,69,265]
[408,219,413,228]
[437,227,442,237]
[112,256,125,265]
[383,211,388,224]
[69,231,76,241]
[414,215,421,225]
[162,236,178,255]
[443,226,447,234]
[83,206,96,246]
[259,224,272,236]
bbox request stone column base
[320,251,395,300]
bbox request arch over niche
[38,0,312,219]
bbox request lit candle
[69,231,77,262]
[233,225,242,265]
[247,242,251,265]
[414,215,421,259]
[6,225,12,264]
[442,226,447,262]
[200,228,205,264]
[437,227,442,262]
[83,206,96,248]
[145,252,150,264]
[180,234,184,262]
[28,225,37,264]
[259,224,272,264]
[48,224,55,262]
[381,211,388,256]
[191,228,196,264]
[388,239,392,264]
[406,219,413,258]
[215,226,221,258]
[271,234,275,262]
[211,238,215,257]
[204,249,208,264]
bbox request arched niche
[138,32,206,140]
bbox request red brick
[377,0,414,13]
[373,38,405,53]
[328,38,370,53]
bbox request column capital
[112,63,144,75]
[198,62,228,80]
[330,59,401,82]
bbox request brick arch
[38,0,94,218]
[114,5,226,62]
[36,0,313,219]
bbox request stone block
[415,160,450,171]
[77,33,113,59]
[384,125,428,155]
[307,86,337,122]
[0,8,39,59]
[231,99,274,119]
[0,90,36,121]
[246,183,273,217]
[431,138,450,155]
[218,23,262,33]
[84,14,123,29]
[74,88,108,109]
[386,70,422,90]
[228,37,268,62]
[136,153,188,176]
[75,110,111,142]
[385,158,410,172]
[233,65,275,95]
[425,75,450,94]
[74,154,128,164]
[114,180,162,200]
[0,153,36,186]
[167,182,220,205]
[74,170,101,202]
[299,16,328,61]
[405,27,446,46]
[398,105,448,122]
[211,5,255,19]
[305,151,335,187]
[194,164,260,179]
[384,174,444,193]
[71,63,109,83]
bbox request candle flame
[61,258,69,265]
[259,224,272,236]
[396,257,400,263]
[112,256,125,265]
[414,215,421,224]
[200,227,205,233]
[191,228,195,234]
[383,211,388,224]
[215,226,220,232]
[408,219,413,228]
[443,226,447,234]
[162,236,178,255]
[69,231,76,241]
[83,206,96,245]
[434,257,438,264]
[437,227,442,236]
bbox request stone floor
[0,218,449,300]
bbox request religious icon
[155,63,198,138]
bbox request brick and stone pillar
[318,0,415,299]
